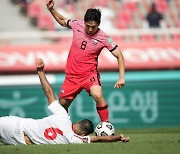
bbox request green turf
[0,128,180,154]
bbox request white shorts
[0,116,26,145]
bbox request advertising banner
[0,41,180,72]
[0,71,180,128]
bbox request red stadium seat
[176,20,180,28]
[68,3,76,12]
[175,0,180,10]
[140,34,155,41]
[156,0,168,13]
[172,34,180,41]
[122,1,137,12]
[116,20,128,29]
[112,35,125,42]
[98,0,110,7]
[27,2,42,19]
[37,14,55,31]
[118,10,132,25]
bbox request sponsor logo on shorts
[61,89,64,94]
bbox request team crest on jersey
[107,37,116,47]
[93,39,98,45]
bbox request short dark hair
[79,119,94,135]
[84,8,101,25]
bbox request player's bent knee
[92,93,102,100]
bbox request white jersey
[0,101,90,145]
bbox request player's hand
[46,0,54,10]
[36,58,45,72]
[114,78,125,88]
[119,134,130,142]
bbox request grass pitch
[0,128,180,154]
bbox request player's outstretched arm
[46,0,69,27]
[36,58,56,105]
[90,134,130,143]
[112,48,125,89]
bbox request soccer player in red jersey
[46,0,125,122]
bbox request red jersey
[66,20,117,76]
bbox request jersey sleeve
[48,100,68,116]
[105,37,118,52]
[71,134,90,144]
[67,20,83,31]
[67,20,77,29]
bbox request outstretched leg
[90,85,109,122]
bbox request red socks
[96,103,109,122]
